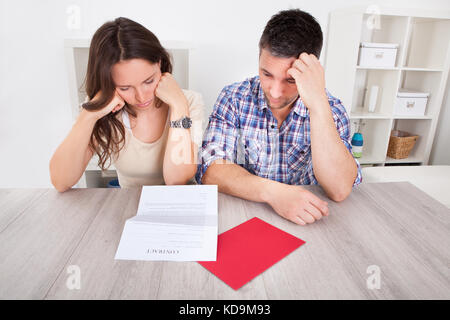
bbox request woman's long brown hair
[83,17,172,170]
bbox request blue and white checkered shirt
[196,76,362,186]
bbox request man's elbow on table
[327,186,352,202]
[325,173,357,202]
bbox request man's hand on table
[263,181,329,225]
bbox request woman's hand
[83,90,125,121]
[155,73,187,111]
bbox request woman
[50,17,203,191]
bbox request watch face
[182,117,192,129]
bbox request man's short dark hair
[259,9,323,59]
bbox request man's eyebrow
[261,68,295,81]
[261,68,272,75]
[116,72,156,87]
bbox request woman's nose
[135,88,145,103]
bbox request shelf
[320,8,450,168]
[86,156,116,171]
[399,71,443,117]
[350,108,391,119]
[404,17,450,69]
[350,111,434,120]
[356,154,386,165]
[356,66,400,71]
[385,156,424,164]
[84,170,118,188]
[356,66,444,72]
[401,67,442,72]
[390,118,432,163]
[360,14,409,68]
[351,68,400,115]
[392,115,433,120]
[350,119,392,166]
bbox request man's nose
[270,82,283,99]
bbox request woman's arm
[156,74,198,185]
[49,91,125,192]
[162,97,197,185]
[49,109,98,192]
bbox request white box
[394,90,429,116]
[358,42,399,67]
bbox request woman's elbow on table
[164,165,197,186]
[50,179,71,193]
[49,163,72,193]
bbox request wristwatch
[170,116,192,129]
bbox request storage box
[394,90,429,116]
[387,130,418,159]
[358,42,399,67]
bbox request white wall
[1,0,449,187]
[429,78,450,165]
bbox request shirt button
[271,125,275,129]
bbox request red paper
[198,217,306,290]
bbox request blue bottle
[351,132,363,158]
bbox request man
[196,9,362,225]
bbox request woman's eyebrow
[116,72,156,87]
[142,72,156,83]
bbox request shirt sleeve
[195,87,240,184]
[330,100,363,186]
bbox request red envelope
[198,217,306,290]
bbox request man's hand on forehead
[287,52,328,112]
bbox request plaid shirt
[195,76,362,186]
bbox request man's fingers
[294,216,307,226]
[292,58,308,72]
[305,192,329,216]
[298,210,315,224]
[305,203,323,220]
[287,67,302,81]
[299,52,315,66]
[310,198,329,216]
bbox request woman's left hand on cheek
[287,53,328,111]
[155,73,186,108]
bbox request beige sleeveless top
[112,90,204,188]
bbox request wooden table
[362,165,450,208]
[0,182,449,299]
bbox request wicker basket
[387,130,419,159]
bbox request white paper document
[114,185,218,261]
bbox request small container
[358,42,399,67]
[394,90,429,116]
[107,178,121,188]
[351,132,364,158]
[387,130,418,159]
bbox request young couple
[50,9,362,226]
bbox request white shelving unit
[324,6,450,166]
[64,38,192,187]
